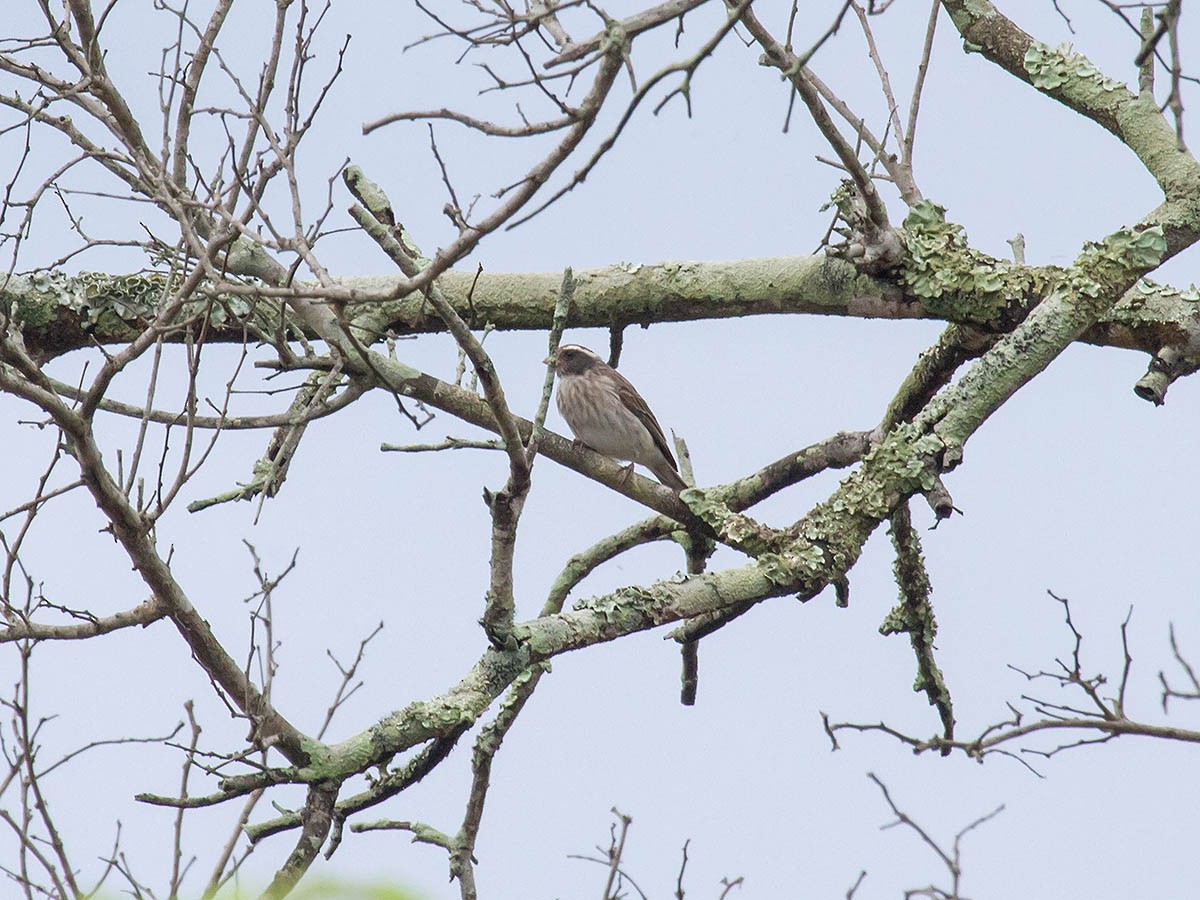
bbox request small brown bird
[548,344,687,492]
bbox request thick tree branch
[940,0,1200,214]
[260,781,340,899]
[11,256,1200,366]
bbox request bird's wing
[610,369,680,472]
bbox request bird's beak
[542,354,554,365]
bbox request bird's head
[546,344,604,376]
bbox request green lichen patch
[756,546,826,588]
[573,583,660,617]
[685,489,781,556]
[7,270,169,338]
[900,202,1044,325]
[1068,225,1167,303]
[1132,278,1200,304]
[1024,42,1126,95]
[879,603,920,637]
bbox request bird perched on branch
[547,344,688,492]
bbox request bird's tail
[650,460,688,493]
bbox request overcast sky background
[2,1,1200,898]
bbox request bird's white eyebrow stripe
[558,343,600,357]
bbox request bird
[547,344,688,492]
